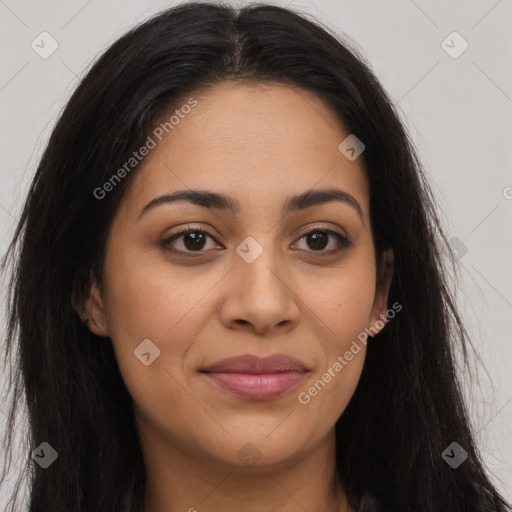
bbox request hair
[0,1,509,511]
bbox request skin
[83,81,394,512]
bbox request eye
[161,225,221,255]
[292,226,352,255]
[161,224,352,257]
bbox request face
[84,81,393,471]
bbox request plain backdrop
[0,0,511,509]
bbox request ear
[72,271,110,337]
[83,278,110,337]
[368,247,394,336]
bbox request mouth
[200,354,309,400]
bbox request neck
[140,426,353,512]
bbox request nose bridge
[235,234,284,295]
[218,232,299,333]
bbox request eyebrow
[137,188,364,223]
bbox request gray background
[1,0,511,508]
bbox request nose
[218,244,300,336]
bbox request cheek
[297,256,375,417]
[100,245,214,375]
[100,251,212,437]
[301,347,365,437]
[314,255,377,349]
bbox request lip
[201,354,309,400]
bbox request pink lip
[201,354,309,400]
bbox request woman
[0,2,509,511]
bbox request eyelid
[292,224,352,254]
[296,222,348,239]
[162,224,217,243]
[161,223,351,256]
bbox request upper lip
[201,354,308,374]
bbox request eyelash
[161,224,352,258]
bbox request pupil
[308,231,328,250]
[184,232,205,251]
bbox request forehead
[122,81,369,218]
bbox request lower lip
[204,371,307,400]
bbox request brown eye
[162,227,219,255]
[162,225,352,258]
[294,228,352,254]
[305,231,329,251]
[180,231,208,251]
